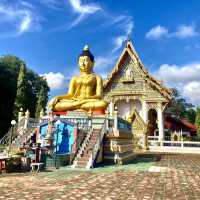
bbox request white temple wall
[131,100,142,117]
[116,100,131,119]
[116,99,142,120]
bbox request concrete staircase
[12,127,36,147]
[73,129,101,168]
[0,117,38,154]
[72,117,107,168]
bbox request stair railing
[70,128,87,164]
[0,116,38,147]
[72,128,93,166]
[87,118,107,169]
[0,122,18,145]
[77,128,93,158]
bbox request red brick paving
[0,153,200,199]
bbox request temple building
[103,39,172,147]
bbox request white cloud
[146,24,199,40]
[183,81,200,104]
[92,14,134,76]
[94,55,118,78]
[40,0,63,10]
[21,1,34,9]
[0,1,41,37]
[145,25,168,40]
[95,57,114,69]
[19,11,31,33]
[174,24,198,39]
[112,17,134,52]
[154,63,200,105]
[42,72,66,89]
[113,36,127,52]
[93,15,134,77]
[69,0,101,14]
[155,63,200,84]
[68,0,102,29]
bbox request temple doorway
[147,109,158,136]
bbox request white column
[109,101,114,116]
[157,103,164,141]
[142,100,147,123]
[113,110,118,131]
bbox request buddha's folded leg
[80,100,108,110]
[53,100,87,111]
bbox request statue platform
[52,109,106,117]
[37,110,135,168]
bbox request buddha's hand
[48,96,60,109]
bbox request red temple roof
[164,115,197,134]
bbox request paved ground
[1,153,200,200]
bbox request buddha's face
[79,56,94,73]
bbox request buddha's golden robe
[49,73,108,112]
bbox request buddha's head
[78,45,94,73]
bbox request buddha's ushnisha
[48,45,108,112]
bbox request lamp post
[55,120,61,169]
[8,120,16,156]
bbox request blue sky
[0,0,200,105]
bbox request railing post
[39,109,44,124]
[113,109,118,131]
[181,139,184,152]
[24,110,30,129]
[105,110,109,131]
[18,107,24,123]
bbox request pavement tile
[1,153,200,199]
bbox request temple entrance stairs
[11,127,36,147]
[72,118,107,169]
[0,118,38,154]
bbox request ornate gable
[103,39,172,101]
[127,109,147,133]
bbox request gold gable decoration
[127,109,147,133]
[127,109,148,150]
[103,39,172,100]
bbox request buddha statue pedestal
[52,108,106,117]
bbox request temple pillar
[109,100,115,116]
[157,103,164,142]
[142,100,147,123]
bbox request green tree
[24,70,38,117]
[195,107,200,136]
[166,88,195,120]
[0,56,22,138]
[13,63,28,119]
[0,55,49,138]
[35,76,49,117]
[186,108,196,124]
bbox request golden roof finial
[127,33,131,41]
[125,34,132,48]
[84,45,89,51]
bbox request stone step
[84,146,95,151]
[88,140,98,144]
[72,128,102,168]
[78,157,90,162]
[92,124,103,129]
[76,161,88,167]
[81,150,92,156]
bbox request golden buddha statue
[48,45,108,113]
